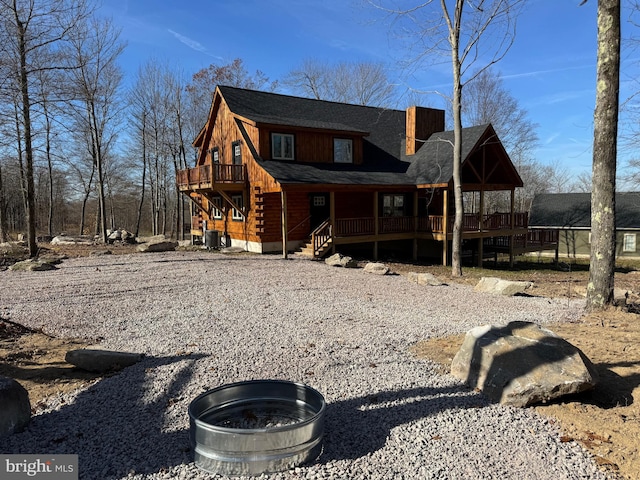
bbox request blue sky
[99,0,637,183]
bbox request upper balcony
[177,164,246,192]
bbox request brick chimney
[406,106,445,155]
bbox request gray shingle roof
[529,192,640,229]
[406,125,490,185]
[218,86,502,187]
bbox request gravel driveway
[0,251,608,479]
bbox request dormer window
[334,138,353,163]
[272,133,295,160]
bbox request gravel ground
[0,251,609,479]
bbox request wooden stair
[296,237,333,259]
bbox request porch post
[509,188,515,268]
[478,189,485,267]
[413,190,419,261]
[330,191,336,254]
[281,190,288,259]
[373,191,379,260]
[442,189,449,266]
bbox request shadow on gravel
[0,353,206,478]
[321,384,489,462]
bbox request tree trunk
[586,0,620,310]
[449,0,464,277]
[15,10,38,257]
[0,165,8,242]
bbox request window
[334,138,353,163]
[623,233,636,252]
[211,147,219,164]
[232,194,244,221]
[211,196,222,220]
[313,195,326,207]
[232,141,242,165]
[272,133,295,160]
[383,194,406,217]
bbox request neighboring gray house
[529,192,640,258]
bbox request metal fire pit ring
[188,380,326,476]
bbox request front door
[309,193,330,230]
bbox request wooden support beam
[281,191,288,259]
[442,189,449,266]
[330,191,336,255]
[413,190,419,260]
[373,191,379,260]
[509,189,515,268]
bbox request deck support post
[478,189,485,267]
[281,191,288,259]
[509,189,515,268]
[330,191,336,255]
[373,191,379,260]
[442,189,449,266]
[413,191,419,260]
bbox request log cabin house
[177,86,558,265]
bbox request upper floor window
[232,194,244,221]
[334,138,353,163]
[211,147,220,164]
[272,133,295,160]
[232,141,242,165]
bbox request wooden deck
[177,164,246,191]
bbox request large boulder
[136,235,178,253]
[51,234,93,245]
[65,349,144,373]
[474,277,532,296]
[363,262,389,275]
[0,377,31,436]
[325,253,358,268]
[451,321,598,407]
[407,272,445,286]
[9,259,58,271]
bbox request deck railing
[334,212,530,237]
[177,164,246,189]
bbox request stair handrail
[311,218,332,257]
[288,214,312,235]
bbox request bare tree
[185,58,278,142]
[284,59,397,107]
[586,0,620,310]
[0,0,93,257]
[372,0,524,275]
[461,67,538,163]
[66,15,124,243]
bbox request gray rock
[0,377,31,436]
[136,236,178,253]
[9,259,58,271]
[614,288,629,306]
[65,349,144,373]
[451,321,598,407]
[363,262,389,275]
[474,276,532,296]
[51,234,94,245]
[407,272,445,286]
[324,253,358,268]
